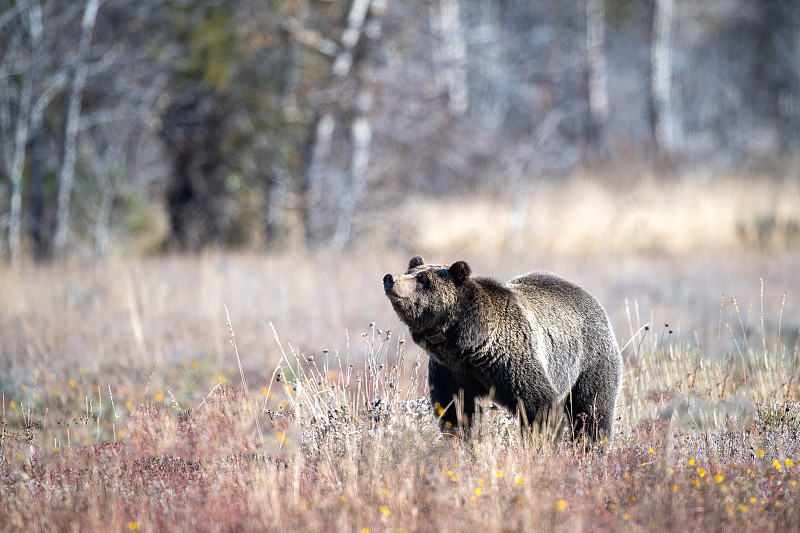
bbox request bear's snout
[383,274,397,293]
[384,273,416,299]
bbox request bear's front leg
[428,358,488,431]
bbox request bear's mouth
[384,289,399,299]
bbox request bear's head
[383,256,471,335]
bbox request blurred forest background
[2,0,800,261]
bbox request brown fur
[383,256,622,441]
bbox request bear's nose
[383,274,396,292]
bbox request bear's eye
[416,272,430,288]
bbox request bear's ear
[408,256,425,269]
[449,261,471,286]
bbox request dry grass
[396,175,800,255]
[1,312,799,532]
[2,185,800,531]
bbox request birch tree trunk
[586,0,609,148]
[9,74,33,265]
[8,0,42,265]
[651,0,677,153]
[431,0,468,116]
[304,113,336,245]
[329,0,386,251]
[305,0,378,248]
[53,0,102,255]
[332,0,372,78]
[330,113,372,251]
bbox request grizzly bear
[383,256,622,441]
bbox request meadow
[2,178,800,531]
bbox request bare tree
[651,0,678,154]
[431,0,469,116]
[6,0,42,265]
[53,0,102,256]
[305,0,386,249]
[329,0,387,250]
[1,0,798,259]
[585,0,609,149]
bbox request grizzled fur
[383,256,622,441]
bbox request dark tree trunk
[160,86,228,251]
[754,0,800,154]
[28,122,48,261]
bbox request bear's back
[504,271,618,381]
[505,272,601,316]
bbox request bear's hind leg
[564,371,616,442]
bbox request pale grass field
[2,176,800,531]
[398,175,800,255]
[1,248,798,532]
